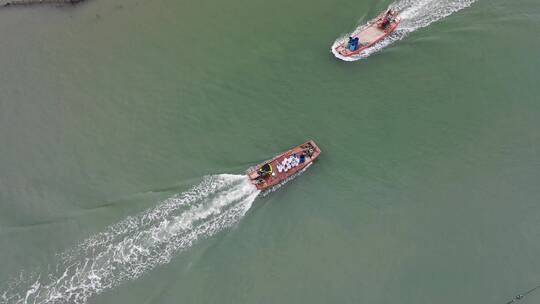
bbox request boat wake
[331,0,477,61]
[1,174,260,304]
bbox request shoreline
[1,0,84,7]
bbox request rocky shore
[1,0,84,7]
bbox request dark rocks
[1,0,85,8]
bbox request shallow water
[1,0,540,303]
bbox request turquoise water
[1,0,540,303]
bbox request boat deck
[247,141,321,190]
[358,25,386,45]
[265,152,314,186]
[334,11,400,57]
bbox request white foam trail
[331,0,478,61]
[1,174,260,304]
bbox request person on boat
[258,163,273,178]
[347,37,354,50]
[380,10,393,29]
[347,36,360,51]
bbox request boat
[247,140,321,191]
[333,9,401,58]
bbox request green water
[1,0,540,303]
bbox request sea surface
[1,0,540,303]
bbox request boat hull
[333,10,401,58]
[247,140,321,191]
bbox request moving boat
[333,9,400,58]
[247,140,321,191]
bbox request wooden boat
[333,9,401,58]
[247,140,321,191]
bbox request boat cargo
[247,140,321,191]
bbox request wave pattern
[1,174,260,304]
[332,0,478,61]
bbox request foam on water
[1,174,260,304]
[331,0,478,61]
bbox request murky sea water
[1,0,540,303]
